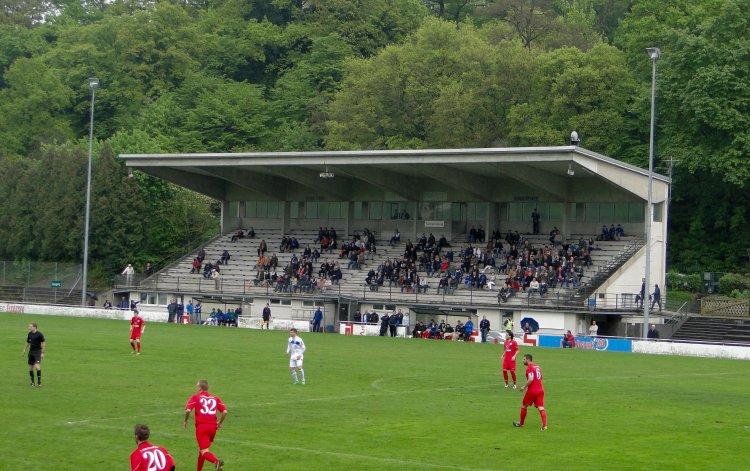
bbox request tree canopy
[0,0,748,276]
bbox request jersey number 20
[143,450,167,471]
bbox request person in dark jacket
[389,313,399,337]
[379,313,389,336]
[479,316,490,343]
[647,324,660,339]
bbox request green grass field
[2,313,749,470]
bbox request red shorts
[522,389,544,408]
[195,423,218,449]
[130,331,142,340]
[502,359,515,371]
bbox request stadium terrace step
[671,316,750,343]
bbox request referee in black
[22,323,46,387]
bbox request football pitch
[2,313,749,470]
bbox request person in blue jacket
[464,318,474,341]
[312,307,323,332]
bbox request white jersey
[287,335,306,358]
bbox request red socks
[137,343,141,353]
[203,451,218,464]
[503,371,508,384]
[519,407,527,425]
[540,409,547,427]
[510,371,517,385]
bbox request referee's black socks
[29,371,34,383]
[37,370,41,384]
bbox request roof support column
[281,201,289,237]
[345,202,353,240]
[562,201,571,240]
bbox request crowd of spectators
[411,317,475,340]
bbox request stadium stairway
[671,316,750,343]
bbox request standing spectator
[464,317,474,341]
[22,323,45,387]
[286,328,306,385]
[130,424,176,471]
[167,299,177,324]
[262,304,272,330]
[479,315,490,343]
[184,380,227,470]
[503,317,514,334]
[651,284,662,311]
[122,263,135,283]
[513,354,548,430]
[635,278,646,308]
[379,312,390,336]
[129,309,145,355]
[389,312,399,337]
[531,208,541,235]
[312,307,323,333]
[562,330,576,348]
[570,130,579,145]
[589,320,598,337]
[501,332,519,388]
[647,324,660,339]
[195,301,203,324]
[186,300,194,324]
[211,268,220,290]
[143,263,154,277]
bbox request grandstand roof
[120,146,670,203]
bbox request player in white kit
[286,328,306,385]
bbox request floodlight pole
[82,77,99,307]
[643,48,659,337]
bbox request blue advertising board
[538,335,632,352]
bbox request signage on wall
[424,220,445,228]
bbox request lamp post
[642,48,659,337]
[82,77,99,307]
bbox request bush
[718,273,750,296]
[666,272,702,292]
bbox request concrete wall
[633,340,750,360]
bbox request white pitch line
[75,421,499,471]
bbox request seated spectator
[257,240,268,256]
[528,278,541,297]
[248,227,255,238]
[417,276,429,293]
[523,322,533,334]
[190,258,202,274]
[197,248,206,263]
[220,250,230,265]
[103,299,112,309]
[412,320,425,338]
[562,330,576,348]
[616,224,625,238]
[389,229,401,247]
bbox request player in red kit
[513,354,548,430]
[184,379,227,470]
[130,309,145,354]
[130,424,175,471]
[501,331,519,388]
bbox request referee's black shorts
[28,352,42,365]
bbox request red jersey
[130,442,175,471]
[503,339,519,360]
[131,316,145,333]
[185,391,227,425]
[525,362,544,393]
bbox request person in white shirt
[286,328,306,385]
[589,320,598,337]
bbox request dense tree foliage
[0,0,747,280]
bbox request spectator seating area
[138,228,641,309]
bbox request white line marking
[76,422,499,471]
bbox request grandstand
[119,146,670,337]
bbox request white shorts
[289,356,304,368]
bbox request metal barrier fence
[114,273,685,312]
